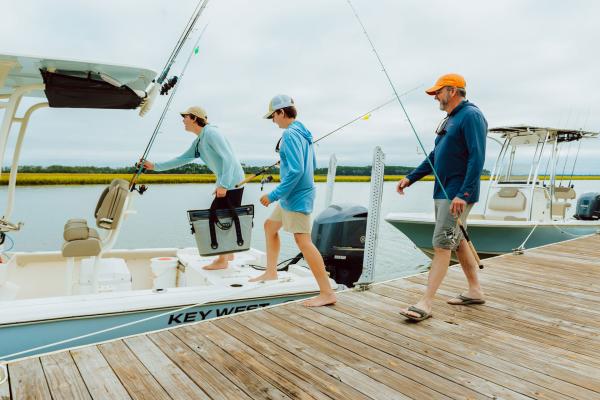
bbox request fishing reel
[260,175,273,191]
[130,183,148,195]
[160,76,178,95]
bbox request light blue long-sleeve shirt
[267,121,317,214]
[154,124,245,190]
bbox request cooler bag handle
[208,197,244,249]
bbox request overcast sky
[2,0,600,172]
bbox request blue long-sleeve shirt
[154,124,245,190]
[407,101,487,203]
[268,121,317,213]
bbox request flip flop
[447,294,486,305]
[399,306,432,322]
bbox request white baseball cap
[264,94,295,119]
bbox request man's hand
[137,159,154,171]
[215,187,227,198]
[396,178,411,195]
[450,197,467,217]
[260,194,271,207]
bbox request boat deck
[3,234,600,399]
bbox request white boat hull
[0,248,336,361]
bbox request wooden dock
[3,234,600,399]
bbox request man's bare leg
[400,247,451,317]
[249,219,282,282]
[203,253,234,270]
[294,233,337,307]
[447,239,484,303]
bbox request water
[3,180,599,281]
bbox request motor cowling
[574,192,600,220]
[311,204,367,287]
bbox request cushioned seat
[488,188,527,212]
[61,179,130,295]
[62,219,101,257]
[552,186,576,218]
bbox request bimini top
[0,53,156,110]
[489,125,599,144]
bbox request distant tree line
[5,164,490,176]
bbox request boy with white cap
[141,105,245,270]
[250,95,336,307]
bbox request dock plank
[360,287,600,397]
[40,352,91,399]
[193,322,327,400]
[235,308,443,399]
[311,297,565,400]
[214,317,369,400]
[270,304,493,399]
[98,341,171,400]
[70,346,131,400]
[172,324,294,400]
[148,331,252,400]
[384,277,600,358]
[5,233,600,399]
[8,358,51,400]
[123,336,210,400]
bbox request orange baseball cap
[425,73,466,95]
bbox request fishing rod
[345,0,484,269]
[235,86,421,188]
[129,24,209,193]
[157,0,209,85]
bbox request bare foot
[203,256,229,270]
[249,271,278,282]
[302,293,337,307]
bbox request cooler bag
[187,203,254,256]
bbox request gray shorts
[433,199,473,250]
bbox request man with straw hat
[140,105,245,270]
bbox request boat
[385,125,600,259]
[0,54,340,361]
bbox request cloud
[2,0,600,172]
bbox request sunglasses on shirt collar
[435,116,449,136]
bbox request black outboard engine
[574,192,600,220]
[311,204,368,288]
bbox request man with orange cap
[396,73,487,321]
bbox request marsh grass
[1,173,598,185]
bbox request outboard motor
[311,204,368,288]
[574,192,600,220]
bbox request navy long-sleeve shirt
[407,100,487,203]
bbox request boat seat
[61,179,130,294]
[552,187,576,218]
[504,216,527,221]
[95,179,129,229]
[62,219,101,257]
[61,178,129,258]
[553,186,576,201]
[488,188,526,212]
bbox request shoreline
[1,173,599,186]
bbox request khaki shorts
[269,205,312,234]
[432,199,474,250]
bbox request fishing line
[345,0,484,268]
[129,24,209,193]
[235,86,421,188]
[157,0,210,84]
